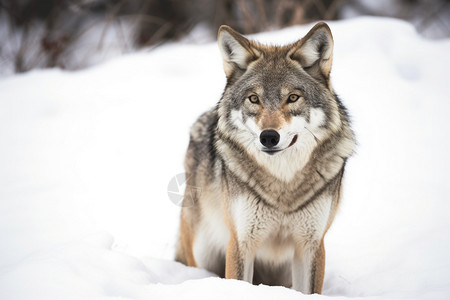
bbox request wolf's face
[217,24,347,180]
[224,57,334,156]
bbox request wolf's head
[216,23,354,181]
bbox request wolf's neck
[251,136,317,183]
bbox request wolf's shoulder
[189,108,218,143]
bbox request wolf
[175,22,355,294]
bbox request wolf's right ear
[218,26,260,78]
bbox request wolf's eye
[288,94,300,103]
[248,95,260,104]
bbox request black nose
[260,130,280,149]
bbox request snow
[1,16,450,299]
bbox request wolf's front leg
[224,194,267,283]
[291,239,325,294]
[225,229,256,283]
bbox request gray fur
[176,23,355,294]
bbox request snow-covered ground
[0,17,449,299]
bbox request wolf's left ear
[290,22,334,83]
[218,26,260,78]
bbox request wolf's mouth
[263,149,282,155]
[262,134,298,155]
[288,134,298,147]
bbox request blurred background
[0,0,449,76]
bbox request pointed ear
[290,22,334,83]
[218,25,260,78]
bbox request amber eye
[248,95,260,104]
[287,94,300,103]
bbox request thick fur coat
[175,22,355,294]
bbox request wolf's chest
[256,200,331,263]
[230,193,333,261]
[193,189,333,271]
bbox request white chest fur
[233,193,332,264]
[193,192,333,270]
